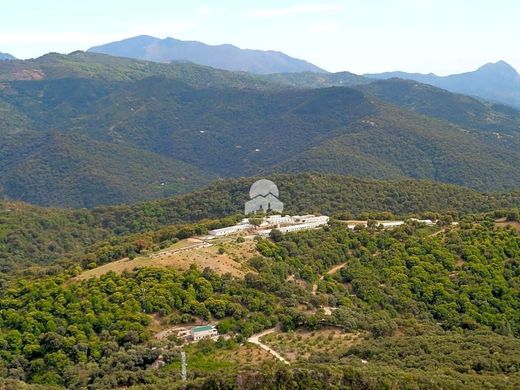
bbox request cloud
[308,22,340,33]
[249,3,344,17]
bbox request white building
[409,218,436,225]
[378,221,405,228]
[209,214,329,237]
[258,215,329,236]
[298,215,329,224]
[209,224,253,236]
[190,325,218,341]
[265,214,294,225]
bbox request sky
[0,0,518,75]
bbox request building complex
[208,214,329,237]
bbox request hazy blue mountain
[365,61,520,108]
[0,52,15,60]
[88,35,326,74]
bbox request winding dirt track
[311,262,348,295]
[247,328,289,365]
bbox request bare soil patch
[495,221,520,232]
[75,237,259,280]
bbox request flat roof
[192,325,214,333]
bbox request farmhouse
[190,325,218,341]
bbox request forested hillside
[262,70,369,88]
[0,213,518,388]
[0,51,278,88]
[0,132,212,207]
[1,173,519,274]
[355,79,520,135]
[0,53,519,207]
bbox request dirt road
[311,262,347,295]
[247,328,289,365]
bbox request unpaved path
[247,328,289,365]
[311,262,348,295]
[430,227,448,237]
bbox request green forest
[0,53,519,389]
[1,52,520,207]
[0,186,519,388]
[2,173,519,274]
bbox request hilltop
[88,35,326,74]
[366,60,520,109]
[0,52,15,60]
[1,173,518,274]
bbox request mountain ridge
[0,52,15,60]
[365,60,520,108]
[0,52,519,207]
[88,35,326,74]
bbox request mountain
[0,52,15,60]
[0,51,279,89]
[0,52,519,207]
[256,71,520,137]
[0,132,212,208]
[88,35,326,74]
[365,61,520,109]
[355,78,520,135]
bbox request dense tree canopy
[1,215,517,388]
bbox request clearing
[260,328,363,363]
[495,219,520,232]
[75,236,259,280]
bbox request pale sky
[0,0,518,75]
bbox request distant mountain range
[0,52,519,207]
[365,61,520,109]
[0,52,15,60]
[88,35,325,74]
[88,35,520,108]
